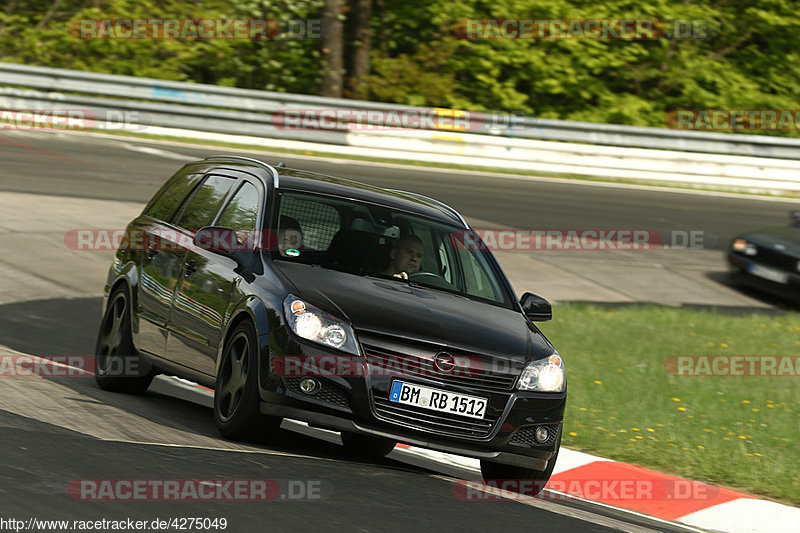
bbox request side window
[216,181,261,244]
[279,194,341,250]
[143,172,203,222]
[176,175,236,232]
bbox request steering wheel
[407,271,441,282]
[407,271,455,290]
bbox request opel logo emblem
[434,352,456,373]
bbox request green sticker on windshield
[285,248,300,257]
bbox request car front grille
[750,245,798,271]
[372,396,497,438]
[358,333,520,392]
[509,424,560,447]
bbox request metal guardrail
[3,62,800,160]
[1,62,799,193]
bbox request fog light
[299,378,318,394]
[535,426,550,443]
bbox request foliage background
[1,0,799,129]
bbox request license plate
[389,381,487,419]
[748,264,789,284]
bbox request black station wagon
[95,155,566,490]
[727,211,800,303]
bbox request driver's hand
[393,272,409,280]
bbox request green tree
[2,0,799,134]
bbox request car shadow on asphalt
[705,271,799,313]
[0,296,430,476]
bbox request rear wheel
[214,320,281,442]
[340,432,397,459]
[95,286,154,394]
[480,430,561,496]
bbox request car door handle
[184,260,197,277]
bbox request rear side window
[176,175,236,232]
[279,194,341,250]
[143,172,203,222]
[217,181,261,244]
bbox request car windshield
[271,191,514,308]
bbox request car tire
[95,285,154,394]
[479,430,561,496]
[340,432,397,459]
[214,320,281,442]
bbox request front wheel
[480,430,561,496]
[214,320,281,442]
[95,286,154,394]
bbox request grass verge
[543,303,799,505]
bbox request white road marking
[120,142,195,161]
[678,498,800,533]
[429,474,693,533]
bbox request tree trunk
[319,0,345,97]
[35,0,64,29]
[345,0,371,98]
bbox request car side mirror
[194,226,254,267]
[520,292,552,322]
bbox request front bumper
[727,253,800,301]
[259,400,558,470]
[259,335,566,470]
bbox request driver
[383,235,424,279]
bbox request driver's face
[392,242,423,273]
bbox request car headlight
[732,239,757,256]
[283,295,358,354]
[518,353,566,392]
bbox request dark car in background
[727,211,800,302]
[94,155,566,491]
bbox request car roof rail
[387,189,469,228]
[203,155,280,188]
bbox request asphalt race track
[0,130,792,245]
[0,129,796,532]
